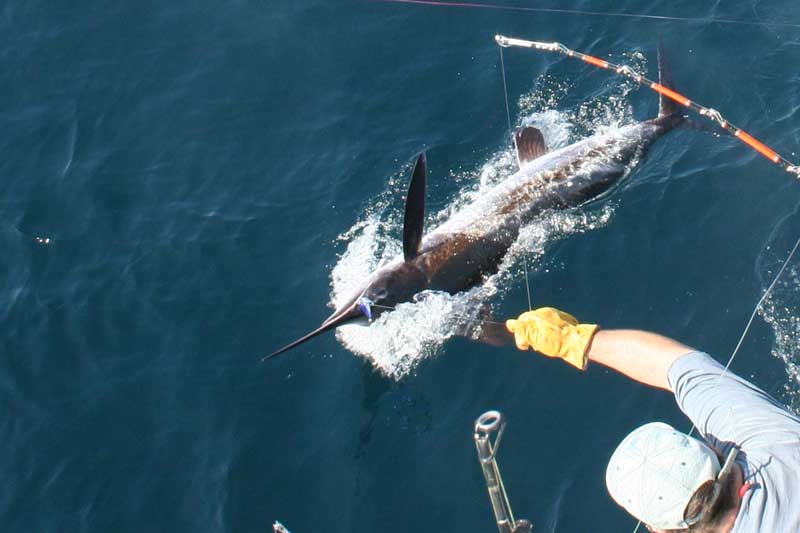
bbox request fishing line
[499,46,512,133]
[499,45,533,311]
[374,0,800,29]
[496,35,800,178]
[720,234,800,379]
[372,303,507,326]
[631,231,800,533]
[492,34,800,532]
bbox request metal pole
[474,411,532,533]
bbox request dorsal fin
[515,127,547,166]
[402,153,426,262]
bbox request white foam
[334,288,488,380]
[330,218,400,309]
[327,75,635,379]
[758,264,800,413]
[330,203,614,379]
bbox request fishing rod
[495,35,800,178]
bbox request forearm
[587,329,694,391]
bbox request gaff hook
[474,411,532,533]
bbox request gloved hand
[505,307,598,370]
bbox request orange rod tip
[650,83,691,107]
[581,54,609,69]
[736,129,780,163]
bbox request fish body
[267,45,682,359]
[402,116,680,295]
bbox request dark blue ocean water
[3,2,800,532]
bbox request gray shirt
[668,351,800,532]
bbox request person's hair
[657,465,739,533]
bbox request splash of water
[328,72,637,379]
[332,207,614,379]
[758,263,800,413]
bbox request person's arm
[505,308,692,390]
[506,307,800,447]
[587,329,693,391]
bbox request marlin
[267,46,683,359]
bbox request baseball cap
[605,422,721,530]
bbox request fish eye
[373,289,388,300]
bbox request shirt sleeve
[667,351,800,451]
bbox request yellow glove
[505,307,598,370]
